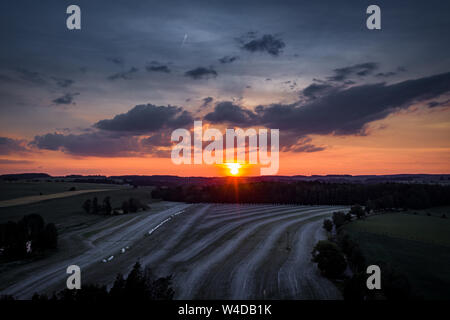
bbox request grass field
[345,209,450,299]
[0,181,123,201]
[0,183,155,234]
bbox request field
[345,209,450,299]
[0,181,123,201]
[0,193,347,299]
[0,183,153,232]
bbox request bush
[82,199,91,214]
[332,211,347,229]
[0,214,58,260]
[350,205,365,219]
[323,219,333,233]
[311,240,347,278]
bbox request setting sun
[225,163,241,176]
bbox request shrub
[311,240,347,278]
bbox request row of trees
[152,181,450,209]
[30,261,174,301]
[82,197,149,215]
[0,214,57,260]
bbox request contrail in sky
[181,33,188,47]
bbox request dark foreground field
[345,209,450,299]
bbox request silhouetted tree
[0,214,58,260]
[332,211,347,229]
[311,240,347,278]
[350,205,365,219]
[82,199,91,214]
[103,196,112,215]
[92,197,99,215]
[323,219,333,233]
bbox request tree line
[0,214,57,260]
[27,261,174,301]
[82,196,149,215]
[152,181,450,209]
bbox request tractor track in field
[1,203,346,300]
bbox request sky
[0,0,449,176]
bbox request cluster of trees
[0,214,57,260]
[30,261,174,301]
[311,240,347,278]
[152,181,450,209]
[82,197,148,215]
[313,207,413,300]
[323,205,365,233]
[82,196,112,215]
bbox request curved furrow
[151,205,312,264]
[141,204,211,266]
[197,215,323,299]
[207,204,278,217]
[160,206,330,268]
[206,205,277,219]
[276,219,343,299]
[171,206,342,299]
[228,207,341,299]
[199,205,316,229]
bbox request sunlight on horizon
[225,163,242,176]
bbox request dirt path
[0,189,115,207]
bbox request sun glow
[225,162,242,176]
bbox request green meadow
[345,209,450,299]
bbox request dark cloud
[15,68,46,84]
[283,136,326,153]
[204,101,257,126]
[327,62,378,82]
[52,92,80,105]
[256,72,450,136]
[301,83,334,99]
[146,61,171,73]
[375,67,406,78]
[95,104,193,133]
[185,67,217,80]
[375,72,396,78]
[108,67,139,80]
[428,99,450,108]
[107,57,125,66]
[30,132,143,157]
[52,77,74,88]
[30,129,177,158]
[0,137,28,155]
[240,34,285,56]
[200,97,214,108]
[0,159,34,165]
[218,55,239,64]
[204,72,450,147]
